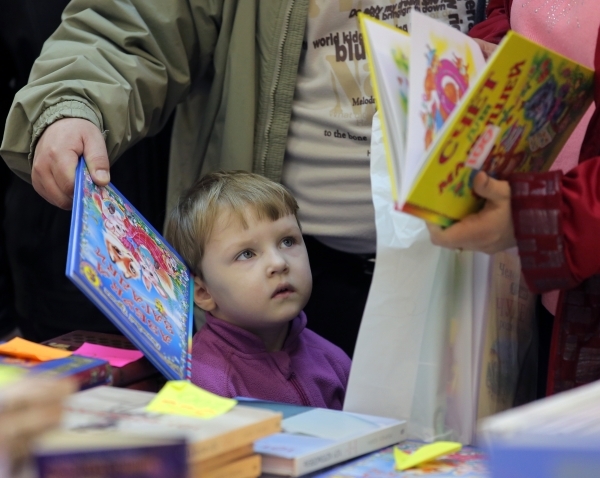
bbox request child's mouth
[272,284,294,298]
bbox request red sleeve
[509,164,600,293]
[468,0,510,44]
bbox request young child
[165,171,351,409]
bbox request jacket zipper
[289,372,310,406]
[260,0,295,173]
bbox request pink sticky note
[74,342,144,368]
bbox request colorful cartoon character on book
[421,47,470,149]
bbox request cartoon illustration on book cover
[70,163,192,380]
[310,442,488,477]
[403,30,593,226]
[478,51,593,179]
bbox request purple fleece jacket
[191,311,351,410]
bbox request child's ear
[193,276,216,312]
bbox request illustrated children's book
[33,430,188,478]
[43,330,159,388]
[240,398,407,476]
[301,441,489,477]
[0,354,111,390]
[66,159,193,380]
[60,386,281,464]
[360,10,594,226]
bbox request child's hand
[427,172,516,254]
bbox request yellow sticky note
[146,380,237,419]
[394,441,462,471]
[0,337,72,362]
[0,365,26,387]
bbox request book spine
[198,454,261,478]
[191,416,281,462]
[295,425,407,476]
[36,443,187,478]
[68,363,113,390]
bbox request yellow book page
[403,31,594,226]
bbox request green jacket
[0,0,309,211]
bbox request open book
[66,159,193,380]
[360,10,594,226]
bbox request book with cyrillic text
[66,158,193,380]
[360,10,594,226]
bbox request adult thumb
[82,126,111,186]
[472,171,509,203]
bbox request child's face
[195,207,312,332]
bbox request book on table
[33,430,188,478]
[359,10,594,226]
[0,354,111,390]
[43,330,159,388]
[66,158,194,380]
[296,440,488,478]
[238,398,407,477]
[479,379,600,478]
[59,386,281,476]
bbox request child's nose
[267,250,289,275]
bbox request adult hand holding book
[32,117,110,210]
[360,10,594,228]
[427,171,515,254]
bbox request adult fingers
[81,125,110,186]
[32,118,109,209]
[472,171,511,203]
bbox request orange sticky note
[0,337,72,362]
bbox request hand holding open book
[360,10,594,228]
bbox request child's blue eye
[236,250,254,261]
[281,237,295,248]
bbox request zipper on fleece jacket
[289,372,310,406]
[260,0,295,175]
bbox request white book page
[402,10,486,204]
[479,380,600,444]
[363,19,410,196]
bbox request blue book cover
[66,159,193,380]
[0,354,111,389]
[35,431,188,478]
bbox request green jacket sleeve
[0,0,220,181]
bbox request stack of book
[43,330,163,391]
[53,386,282,478]
[0,337,111,390]
[238,399,407,477]
[33,430,188,478]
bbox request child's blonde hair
[165,170,299,277]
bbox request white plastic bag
[344,112,491,444]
